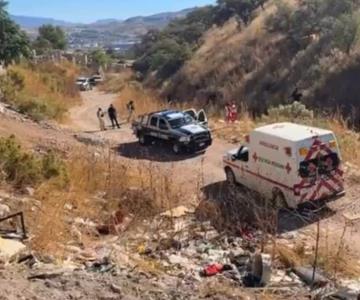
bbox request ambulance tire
[272,189,287,209]
[225,168,236,186]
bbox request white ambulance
[223,123,345,208]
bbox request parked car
[132,109,212,154]
[76,77,92,91]
[223,122,345,208]
[89,74,103,86]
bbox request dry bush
[5,62,81,121]
[100,70,133,94]
[276,243,305,268]
[276,225,360,280]
[29,146,189,255]
[113,82,165,118]
[199,278,251,299]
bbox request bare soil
[1,88,360,299]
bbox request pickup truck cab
[223,123,345,208]
[132,110,212,154]
[89,74,103,86]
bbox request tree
[216,0,263,25]
[0,0,31,65]
[90,49,110,68]
[34,24,67,53]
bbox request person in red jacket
[230,101,238,123]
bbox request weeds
[0,61,80,121]
[30,146,190,255]
[0,135,67,188]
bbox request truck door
[149,116,159,139]
[183,109,197,120]
[158,118,170,141]
[232,146,250,186]
[197,109,208,127]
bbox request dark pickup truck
[132,109,212,154]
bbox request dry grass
[29,146,192,256]
[100,70,134,94]
[113,81,165,118]
[276,226,360,280]
[8,62,81,121]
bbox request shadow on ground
[113,141,206,162]
[200,181,336,234]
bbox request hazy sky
[8,0,217,23]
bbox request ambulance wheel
[272,189,287,209]
[225,168,236,186]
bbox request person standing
[97,108,106,131]
[126,100,135,123]
[108,104,120,129]
[230,101,238,123]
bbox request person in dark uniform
[290,86,303,101]
[108,104,120,129]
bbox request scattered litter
[0,237,26,263]
[86,257,115,273]
[160,206,195,218]
[200,263,232,277]
[251,253,272,286]
[293,266,328,287]
[241,253,272,287]
[167,254,189,266]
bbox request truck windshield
[168,115,193,129]
[299,153,340,178]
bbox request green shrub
[0,136,68,188]
[265,102,314,122]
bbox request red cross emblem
[253,152,258,162]
[286,163,292,174]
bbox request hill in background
[11,8,195,49]
[134,0,360,127]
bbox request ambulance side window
[237,147,249,162]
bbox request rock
[24,187,35,196]
[28,269,65,280]
[70,224,82,242]
[0,237,26,263]
[37,254,56,264]
[0,204,10,218]
[64,203,73,211]
[110,283,122,294]
[167,254,189,266]
[74,133,106,146]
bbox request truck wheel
[139,134,149,146]
[225,168,236,186]
[172,143,182,154]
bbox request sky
[8,0,217,23]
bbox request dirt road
[68,89,360,258]
[69,89,231,188]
